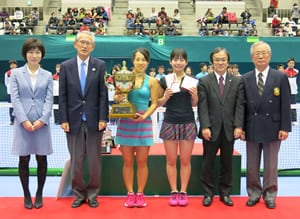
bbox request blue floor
[0,176,299,197]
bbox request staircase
[108,0,128,35]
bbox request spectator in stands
[126,13,135,33]
[146,7,158,25]
[149,67,156,77]
[25,13,38,34]
[172,9,181,24]
[238,21,250,36]
[4,21,13,34]
[271,14,281,34]
[56,19,67,35]
[31,7,39,23]
[158,48,198,207]
[242,41,291,210]
[207,65,214,74]
[80,22,90,32]
[89,20,97,33]
[291,3,299,24]
[10,38,53,210]
[284,58,299,125]
[157,7,168,24]
[82,13,92,26]
[249,24,259,36]
[72,8,79,18]
[268,4,276,17]
[77,8,86,22]
[0,7,9,20]
[135,8,145,23]
[155,65,165,80]
[240,8,252,24]
[4,60,17,125]
[45,12,58,34]
[67,15,79,31]
[277,64,285,72]
[198,47,244,208]
[185,66,193,75]
[156,19,166,35]
[114,48,162,208]
[126,8,135,19]
[213,7,228,24]
[96,6,109,28]
[212,23,225,36]
[270,0,279,15]
[13,7,23,22]
[232,64,241,76]
[134,17,144,35]
[195,63,208,79]
[204,8,214,24]
[52,64,60,124]
[198,22,209,36]
[165,20,176,36]
[95,26,105,36]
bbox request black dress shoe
[202,196,212,207]
[88,199,99,208]
[246,198,260,207]
[24,196,33,209]
[220,196,233,206]
[71,198,86,208]
[265,200,276,209]
[34,196,43,209]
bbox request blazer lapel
[22,67,34,95]
[72,59,82,96]
[260,69,276,104]
[84,59,96,94]
[211,74,223,103]
[222,73,233,102]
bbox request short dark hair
[199,62,207,69]
[287,57,295,63]
[170,48,188,62]
[22,38,45,61]
[210,47,230,63]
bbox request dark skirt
[159,121,197,140]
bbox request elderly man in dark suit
[242,41,291,209]
[198,47,245,207]
[59,31,109,208]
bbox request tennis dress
[115,75,153,146]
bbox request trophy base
[109,103,136,118]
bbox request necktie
[80,62,86,121]
[219,76,224,96]
[80,62,86,94]
[257,72,264,96]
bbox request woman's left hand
[131,112,145,121]
[32,120,44,130]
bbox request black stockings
[18,155,48,198]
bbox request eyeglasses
[253,51,269,57]
[77,40,93,47]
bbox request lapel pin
[92,68,96,71]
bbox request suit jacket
[198,73,245,142]
[242,68,291,143]
[59,57,108,135]
[10,65,53,155]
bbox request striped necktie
[257,72,264,96]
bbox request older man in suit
[59,31,109,208]
[198,47,245,207]
[242,41,291,209]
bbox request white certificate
[181,75,199,90]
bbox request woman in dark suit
[10,38,53,209]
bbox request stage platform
[57,143,241,197]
